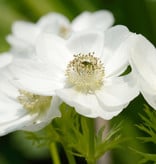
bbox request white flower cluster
[0,10,153,136]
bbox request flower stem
[50,142,61,164]
[63,146,76,164]
[88,118,95,156]
[86,117,96,164]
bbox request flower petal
[141,88,156,110]
[66,31,104,57]
[0,94,23,121]
[129,34,156,89]
[71,10,114,32]
[0,113,37,136]
[36,33,72,69]
[37,12,70,35]
[102,25,132,77]
[96,73,139,108]
[128,34,156,109]
[56,87,127,119]
[9,59,65,95]
[0,71,19,99]
[7,35,32,49]
[10,21,41,44]
[0,53,13,68]
[75,104,125,120]
[103,25,131,52]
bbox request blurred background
[0,0,156,163]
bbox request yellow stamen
[66,52,104,93]
[18,90,52,114]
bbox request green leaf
[137,105,156,144]
[24,124,59,147]
[95,123,125,160]
[130,148,156,164]
[134,105,156,163]
[96,125,105,145]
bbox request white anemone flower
[10,25,139,120]
[0,68,61,136]
[7,10,114,54]
[129,34,156,109]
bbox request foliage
[133,105,156,164]
[25,103,125,163]
[137,105,156,144]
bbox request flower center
[66,52,104,93]
[59,25,70,38]
[18,90,52,114]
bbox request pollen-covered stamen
[66,52,105,93]
[18,90,52,114]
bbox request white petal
[71,10,114,32]
[9,59,65,95]
[14,78,64,96]
[8,59,65,95]
[96,73,139,108]
[56,87,127,119]
[71,12,91,32]
[141,88,156,110]
[0,53,13,68]
[7,35,30,48]
[0,71,25,123]
[136,72,156,109]
[66,31,104,57]
[103,25,131,52]
[101,25,132,77]
[11,21,41,44]
[129,34,156,89]
[56,88,91,115]
[0,73,19,99]
[0,98,25,123]
[90,10,114,30]
[101,25,130,62]
[37,12,70,35]
[46,96,62,119]
[104,40,130,77]
[36,33,72,69]
[0,88,23,123]
[0,113,37,136]
[75,104,125,120]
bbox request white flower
[128,34,156,109]
[0,52,13,68]
[0,68,61,136]
[10,25,139,120]
[0,51,60,136]
[7,10,114,53]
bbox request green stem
[50,142,61,164]
[63,146,76,164]
[86,117,96,164]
